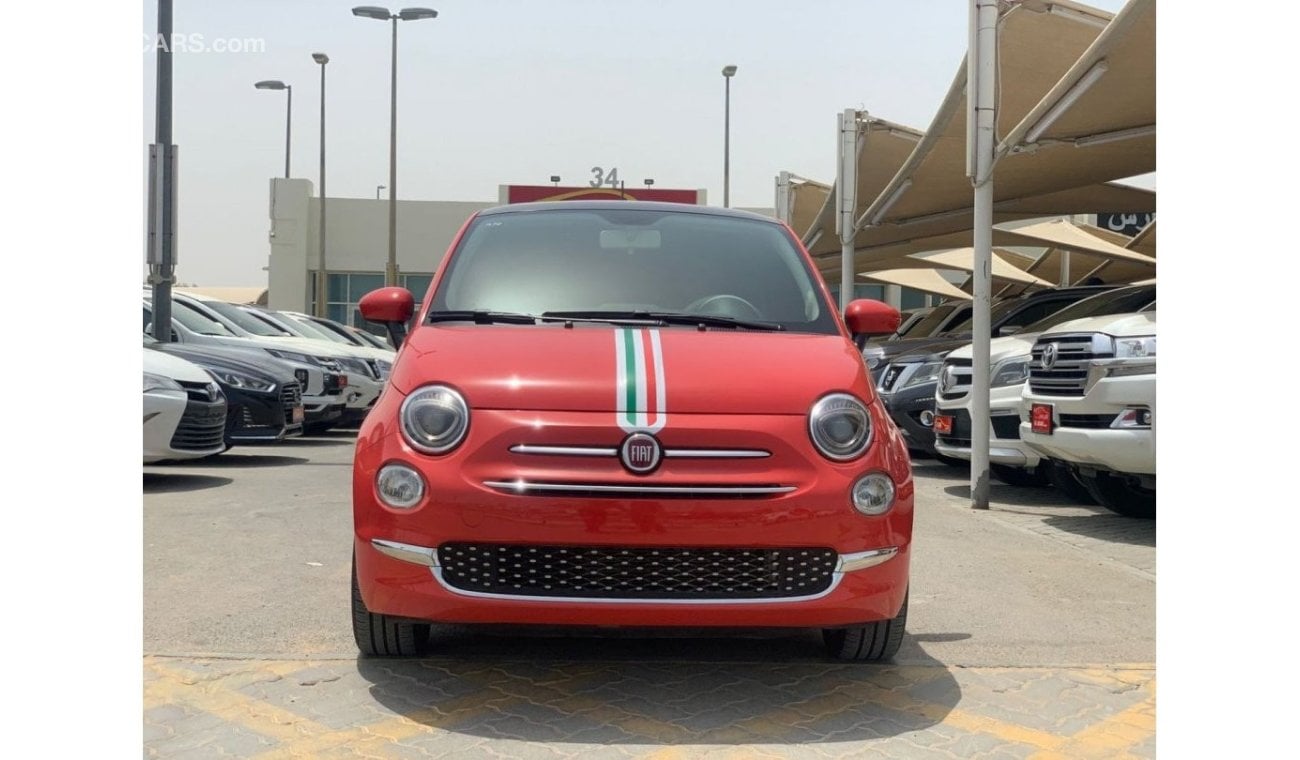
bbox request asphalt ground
[143,432,1155,758]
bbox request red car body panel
[354,207,913,630]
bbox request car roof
[475,200,780,225]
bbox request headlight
[990,356,1031,388]
[901,361,942,389]
[862,345,885,369]
[809,393,872,461]
[376,359,393,376]
[266,348,313,364]
[1113,336,1156,359]
[143,372,181,393]
[210,369,276,392]
[852,473,896,515]
[400,384,469,454]
[376,463,425,509]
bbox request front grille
[1059,413,1115,429]
[1029,333,1110,396]
[939,358,972,400]
[880,364,905,391]
[991,414,1021,440]
[280,382,302,416]
[170,400,226,450]
[439,543,839,600]
[177,379,220,403]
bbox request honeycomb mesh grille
[439,543,839,600]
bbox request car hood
[878,334,973,363]
[157,343,296,384]
[1041,312,1156,339]
[143,347,213,384]
[946,333,1038,363]
[389,324,867,415]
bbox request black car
[148,337,305,445]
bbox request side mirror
[359,287,415,348]
[997,325,1020,337]
[844,299,901,341]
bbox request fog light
[852,473,896,515]
[1111,407,1153,430]
[376,463,425,509]
[919,410,935,427]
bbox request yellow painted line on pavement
[1028,679,1155,760]
[145,660,334,744]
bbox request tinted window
[900,303,957,338]
[202,299,291,337]
[945,298,1021,335]
[431,208,838,335]
[171,300,237,336]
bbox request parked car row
[142,293,397,463]
[871,283,1157,518]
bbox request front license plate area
[1031,403,1054,434]
[933,415,953,435]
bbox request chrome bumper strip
[510,444,770,459]
[371,539,438,567]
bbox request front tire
[823,591,908,662]
[1080,472,1156,519]
[1049,461,1096,504]
[352,556,430,656]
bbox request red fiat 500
[353,201,912,661]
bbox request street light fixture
[376,185,386,199]
[550,175,561,187]
[722,64,737,208]
[312,53,329,318]
[352,5,439,286]
[254,79,292,178]
[644,179,654,187]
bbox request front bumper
[1019,372,1155,475]
[143,390,226,462]
[880,381,938,455]
[353,402,913,629]
[343,374,383,411]
[225,387,302,443]
[933,384,1041,468]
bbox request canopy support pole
[836,109,859,309]
[967,0,999,510]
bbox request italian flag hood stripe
[614,327,666,433]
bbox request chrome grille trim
[1029,332,1113,396]
[483,480,796,496]
[510,445,770,459]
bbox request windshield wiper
[541,310,784,332]
[425,310,539,325]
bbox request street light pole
[352,6,438,287]
[722,65,737,208]
[254,80,292,178]
[313,53,329,318]
[148,0,177,345]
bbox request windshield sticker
[615,328,667,433]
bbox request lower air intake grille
[439,543,838,600]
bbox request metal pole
[284,85,292,178]
[387,16,399,286]
[149,0,175,345]
[836,109,858,310]
[316,59,328,317]
[722,76,733,207]
[968,0,999,510]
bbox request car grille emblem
[619,432,662,475]
[1042,342,1059,370]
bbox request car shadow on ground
[355,627,964,745]
[942,484,1155,547]
[909,459,968,482]
[142,472,233,493]
[181,454,310,468]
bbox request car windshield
[944,298,1023,334]
[202,300,293,337]
[286,315,348,343]
[1021,285,1157,333]
[305,318,366,346]
[170,299,238,336]
[429,207,838,335]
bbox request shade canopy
[909,248,1054,288]
[858,268,972,301]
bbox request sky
[142,0,1139,286]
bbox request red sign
[933,415,954,435]
[506,185,701,205]
[1031,404,1054,434]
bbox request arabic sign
[504,185,702,205]
[1096,212,1154,236]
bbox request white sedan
[144,345,228,463]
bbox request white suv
[1019,311,1157,518]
